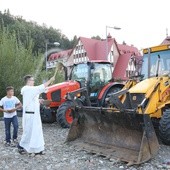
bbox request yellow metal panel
[143,44,170,54]
[140,76,170,116]
[129,76,170,117]
[129,77,158,93]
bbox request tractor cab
[70,61,113,103]
[41,60,123,127]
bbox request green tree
[0,26,65,98]
[0,10,75,56]
[70,35,78,47]
[91,35,102,40]
[0,27,38,98]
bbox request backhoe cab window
[71,64,88,81]
[141,50,170,79]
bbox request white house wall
[67,40,89,66]
[108,43,119,67]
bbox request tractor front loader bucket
[66,107,159,165]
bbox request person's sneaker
[18,148,27,154]
[10,139,18,147]
[5,142,11,147]
[10,141,16,147]
[17,144,27,154]
[13,139,18,145]
[13,139,18,143]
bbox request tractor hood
[129,77,159,94]
[42,80,80,107]
[45,80,80,93]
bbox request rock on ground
[0,118,170,170]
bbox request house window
[126,58,136,77]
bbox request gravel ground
[0,117,170,170]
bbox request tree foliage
[0,27,36,97]
[91,35,102,40]
[0,10,76,55]
[0,27,65,99]
[0,10,77,98]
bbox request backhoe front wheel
[159,109,170,145]
[57,101,74,128]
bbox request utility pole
[166,28,168,37]
[105,26,121,61]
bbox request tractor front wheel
[159,109,170,145]
[57,101,74,128]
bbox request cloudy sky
[0,0,169,49]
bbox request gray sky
[0,0,170,49]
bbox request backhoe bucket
[66,107,159,165]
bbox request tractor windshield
[71,63,89,82]
[141,50,170,79]
[90,63,112,87]
[90,63,112,94]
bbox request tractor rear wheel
[159,109,170,145]
[57,101,74,128]
[40,106,56,123]
[107,86,122,95]
[103,86,123,107]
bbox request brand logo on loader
[161,87,170,101]
[132,96,137,100]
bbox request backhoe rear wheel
[159,109,170,145]
[57,101,74,128]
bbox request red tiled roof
[48,49,72,61]
[117,44,140,56]
[95,38,115,60]
[113,53,142,80]
[79,37,98,60]
[79,37,116,60]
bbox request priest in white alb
[18,75,55,154]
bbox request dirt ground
[0,117,170,170]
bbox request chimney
[107,33,112,39]
[122,41,126,45]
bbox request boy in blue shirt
[0,86,22,146]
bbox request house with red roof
[48,35,141,80]
[47,49,72,69]
[113,43,141,80]
[66,36,119,67]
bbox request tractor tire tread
[57,101,74,128]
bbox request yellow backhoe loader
[66,44,170,165]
